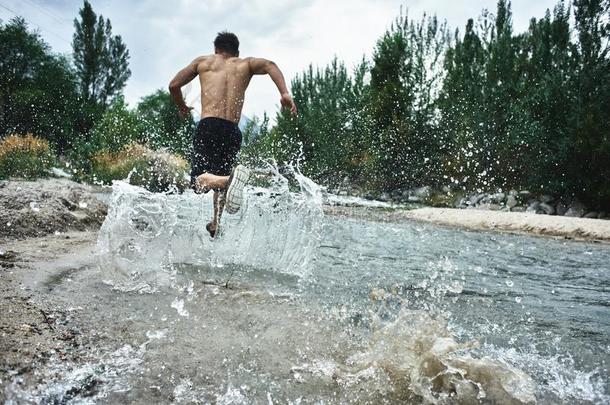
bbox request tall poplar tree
[72,0,130,107]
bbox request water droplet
[515,296,522,303]
[506,280,514,287]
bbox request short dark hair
[214,31,239,56]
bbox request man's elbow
[168,80,180,92]
[265,60,278,73]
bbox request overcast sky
[1,0,559,120]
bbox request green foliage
[136,89,195,157]
[89,97,143,153]
[570,0,610,207]
[253,0,609,210]
[240,113,273,167]
[271,58,372,185]
[0,134,54,180]
[2,1,609,209]
[72,0,131,107]
[91,143,189,192]
[436,0,610,209]
[368,12,449,190]
[0,18,81,153]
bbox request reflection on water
[6,168,610,404]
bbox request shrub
[0,133,54,180]
[89,97,144,154]
[91,143,190,192]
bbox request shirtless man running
[169,32,297,237]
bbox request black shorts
[190,117,242,187]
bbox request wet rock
[476,203,502,211]
[539,202,555,215]
[49,167,73,179]
[412,186,432,199]
[565,201,587,217]
[469,194,485,206]
[556,202,568,216]
[540,194,554,204]
[379,192,390,202]
[489,192,506,204]
[408,196,422,203]
[506,195,518,209]
[64,375,101,400]
[584,212,598,219]
[455,197,468,208]
[511,206,526,212]
[526,202,541,213]
[519,190,533,201]
[598,212,607,219]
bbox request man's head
[214,32,239,56]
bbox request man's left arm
[248,58,297,114]
[169,58,200,118]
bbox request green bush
[0,133,54,179]
[89,97,144,153]
[91,143,189,192]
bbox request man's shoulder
[193,54,214,64]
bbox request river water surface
[6,170,609,404]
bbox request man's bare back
[169,54,296,124]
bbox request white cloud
[1,0,559,120]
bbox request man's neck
[216,52,235,59]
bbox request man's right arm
[168,58,202,118]
[248,58,297,114]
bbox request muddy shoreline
[0,232,100,402]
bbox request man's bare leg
[195,172,230,194]
[206,191,227,237]
[197,173,229,237]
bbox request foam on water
[96,165,323,290]
[6,344,144,404]
[348,309,536,404]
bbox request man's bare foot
[206,222,217,238]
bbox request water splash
[96,165,323,290]
[297,308,536,404]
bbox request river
[5,170,609,404]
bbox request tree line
[1,0,608,210]
[0,0,193,174]
[249,0,609,210]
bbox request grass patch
[0,133,54,180]
[91,143,189,192]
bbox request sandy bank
[324,206,610,242]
